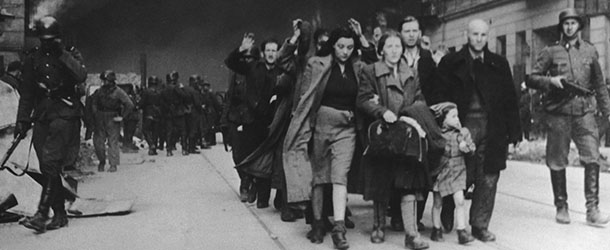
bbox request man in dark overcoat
[434,19,522,242]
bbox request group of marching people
[221,8,610,250]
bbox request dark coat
[435,46,522,173]
[17,47,87,123]
[357,59,433,202]
[234,40,302,181]
[140,85,163,120]
[160,84,191,117]
[417,48,440,104]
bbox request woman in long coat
[357,31,431,250]
[282,26,370,249]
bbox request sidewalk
[203,144,610,250]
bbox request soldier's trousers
[187,112,202,150]
[123,119,138,146]
[93,112,121,166]
[546,113,600,170]
[33,117,81,177]
[143,118,161,149]
[166,115,187,151]
[464,112,500,230]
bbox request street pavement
[1,141,609,250]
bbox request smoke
[30,0,66,28]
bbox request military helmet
[148,75,159,85]
[35,16,61,39]
[558,8,583,30]
[100,70,117,82]
[188,74,199,85]
[169,71,179,82]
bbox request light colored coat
[282,55,366,203]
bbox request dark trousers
[32,117,80,213]
[33,118,81,177]
[187,112,202,150]
[123,119,138,146]
[464,112,500,230]
[166,116,187,151]
[143,118,161,150]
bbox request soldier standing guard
[89,70,134,172]
[15,16,87,233]
[527,8,610,226]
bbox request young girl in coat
[429,102,475,245]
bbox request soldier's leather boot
[370,201,386,243]
[167,150,173,157]
[23,176,59,233]
[47,199,68,230]
[550,169,570,224]
[584,164,610,226]
[98,160,105,172]
[108,165,117,172]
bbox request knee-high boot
[584,163,610,226]
[23,175,60,233]
[47,189,68,230]
[371,201,386,243]
[402,195,429,250]
[550,169,570,224]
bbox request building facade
[0,0,25,73]
[421,0,610,84]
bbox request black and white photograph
[0,0,609,249]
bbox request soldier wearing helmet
[184,74,204,154]
[88,70,134,173]
[16,16,88,233]
[527,8,610,226]
[140,76,163,155]
[160,70,192,156]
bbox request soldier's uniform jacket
[140,86,163,120]
[160,83,192,117]
[528,37,610,116]
[90,85,134,118]
[17,47,88,122]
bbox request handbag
[365,120,427,162]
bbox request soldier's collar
[560,36,581,49]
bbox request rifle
[560,79,594,97]
[0,133,28,176]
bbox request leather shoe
[22,211,49,233]
[556,206,571,224]
[307,219,325,244]
[472,227,496,242]
[107,165,117,172]
[46,214,68,230]
[98,162,105,172]
[331,221,349,250]
[430,227,443,242]
[457,229,475,244]
[405,234,429,250]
